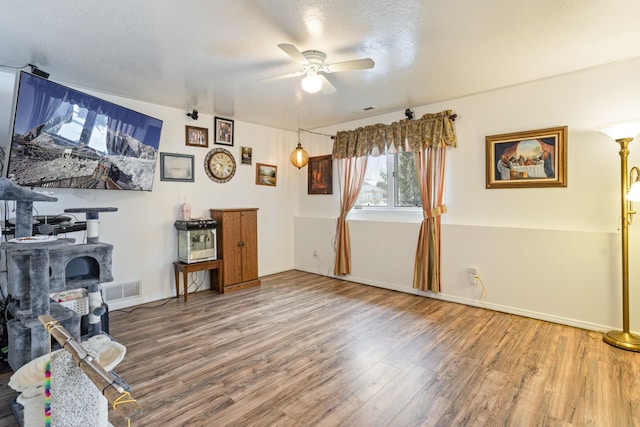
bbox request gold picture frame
[255,163,277,186]
[241,146,252,165]
[486,126,567,189]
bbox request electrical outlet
[468,267,478,285]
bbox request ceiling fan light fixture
[301,73,322,93]
[266,43,374,95]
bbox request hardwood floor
[0,270,639,426]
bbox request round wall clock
[204,148,236,183]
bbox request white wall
[294,58,640,333]
[3,57,640,332]
[0,70,298,309]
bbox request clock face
[204,148,236,183]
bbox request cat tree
[0,178,115,371]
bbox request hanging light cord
[298,128,334,138]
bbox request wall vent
[102,280,142,303]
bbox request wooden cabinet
[209,208,260,293]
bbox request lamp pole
[604,137,640,351]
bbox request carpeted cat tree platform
[0,178,116,372]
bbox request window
[355,152,422,208]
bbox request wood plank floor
[0,270,639,426]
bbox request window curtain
[333,156,368,275]
[413,147,447,292]
[332,110,457,284]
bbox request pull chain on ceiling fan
[260,43,375,94]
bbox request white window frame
[351,153,422,220]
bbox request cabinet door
[240,210,258,282]
[223,211,243,286]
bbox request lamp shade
[290,143,309,169]
[596,120,640,140]
[628,181,640,202]
[301,73,322,93]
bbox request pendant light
[290,129,309,169]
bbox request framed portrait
[241,146,252,165]
[185,125,208,148]
[308,155,333,194]
[160,153,194,182]
[486,126,567,189]
[255,163,277,186]
[214,116,234,146]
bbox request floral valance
[332,110,457,159]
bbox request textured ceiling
[1,0,639,131]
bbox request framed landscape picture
[486,126,567,189]
[214,116,234,146]
[255,163,277,186]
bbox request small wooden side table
[173,259,224,302]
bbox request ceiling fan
[260,43,375,94]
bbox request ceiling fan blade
[325,58,375,73]
[319,75,337,95]
[277,43,308,64]
[258,71,304,82]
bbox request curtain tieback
[424,204,447,219]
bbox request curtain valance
[332,110,457,159]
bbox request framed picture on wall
[185,125,208,148]
[255,163,277,186]
[241,146,252,165]
[160,152,195,182]
[214,116,234,146]
[486,126,567,189]
[308,155,333,194]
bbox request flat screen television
[6,71,163,191]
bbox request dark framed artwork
[255,163,277,186]
[486,126,567,189]
[241,146,252,165]
[185,125,208,148]
[214,116,234,146]
[160,152,195,182]
[308,155,333,194]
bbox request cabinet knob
[238,241,245,247]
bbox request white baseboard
[294,265,615,333]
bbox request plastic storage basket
[50,289,89,315]
[58,297,89,315]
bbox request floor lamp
[597,120,640,352]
